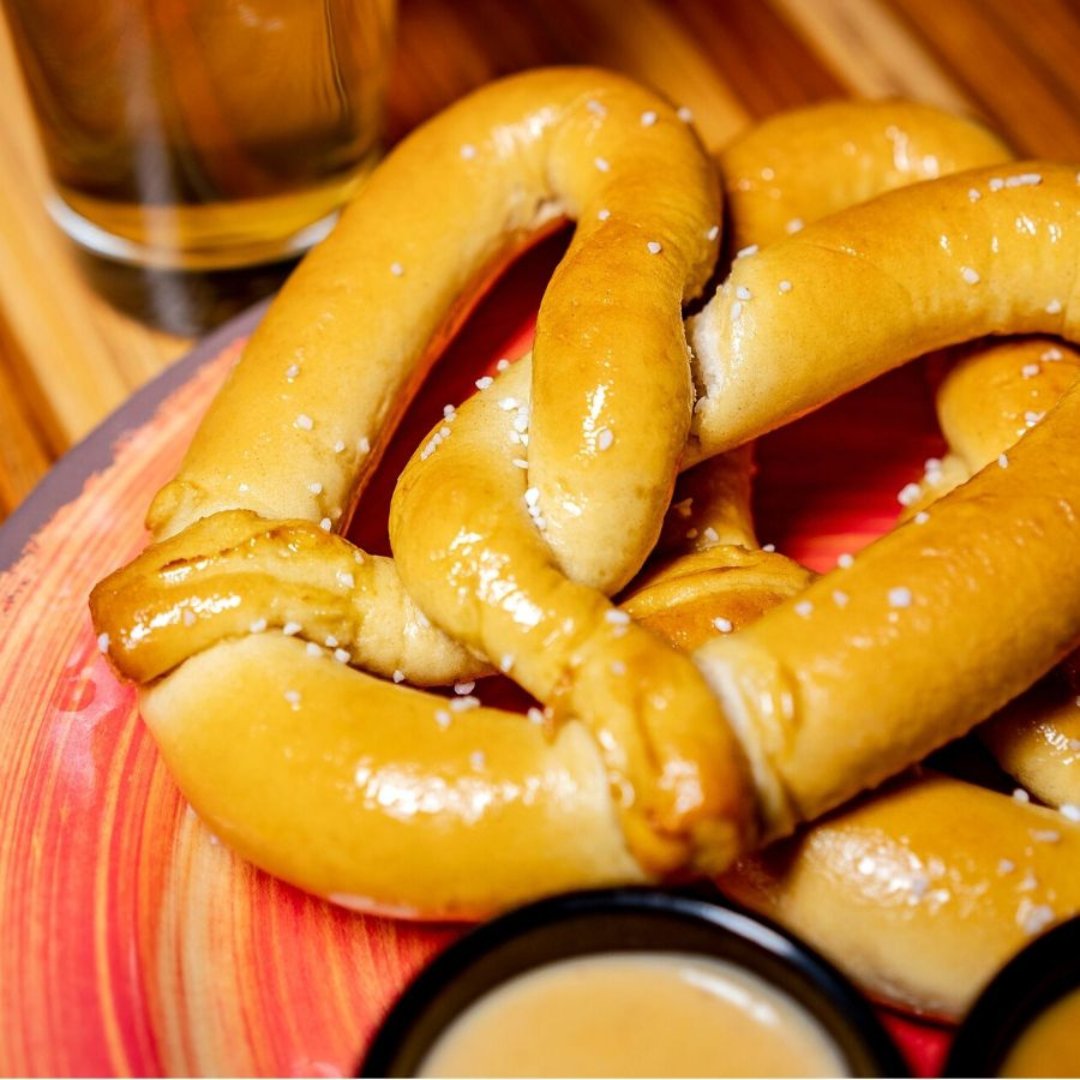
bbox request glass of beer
[2,0,396,332]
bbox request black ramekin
[944,914,1080,1076]
[359,885,908,1077]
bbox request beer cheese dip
[418,951,848,1077]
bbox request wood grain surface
[1,0,1079,524]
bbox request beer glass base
[46,194,343,272]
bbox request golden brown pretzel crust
[148,67,719,592]
[696,375,1080,840]
[721,774,1080,1021]
[88,76,1080,932]
[690,163,1080,460]
[721,100,1010,250]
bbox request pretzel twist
[90,75,1080,924]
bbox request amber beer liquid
[4,0,394,326]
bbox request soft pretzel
[91,74,1080,922]
[720,773,1080,1021]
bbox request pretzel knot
[91,69,1080,922]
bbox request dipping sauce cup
[361,887,908,1078]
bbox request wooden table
[2,0,1079,526]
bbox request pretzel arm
[720,774,1080,1021]
[906,337,1080,804]
[140,633,642,920]
[689,163,1080,461]
[89,510,485,686]
[695,374,1080,841]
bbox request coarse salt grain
[392,670,405,684]
[888,586,913,608]
[605,609,631,625]
[320,517,332,532]
[282,622,301,636]
[1022,363,1041,378]
[306,642,322,658]
[999,452,1009,469]
[1060,804,1080,821]
[97,632,110,653]
[778,280,792,294]
[295,414,314,431]
[713,617,732,633]
[390,261,404,277]
[677,106,693,123]
[595,156,610,172]
[1030,829,1060,844]
[914,511,930,525]
[284,689,301,707]
[460,143,476,160]
[434,709,452,727]
[736,245,758,259]
[794,600,813,618]
[598,208,611,221]
[249,618,268,634]
[596,427,614,450]
[960,266,980,285]
[641,110,657,127]
[837,553,854,568]
[334,440,346,453]
[475,376,493,390]
[454,681,476,696]
[898,483,922,506]
[785,217,804,234]
[647,241,662,254]
[1046,298,1063,315]
[527,707,545,725]
[1019,903,1055,936]
[735,285,752,301]
[358,436,371,453]
[286,363,300,379]
[308,481,323,495]
[1013,787,1030,803]
[833,590,849,607]
[707,224,720,241]
[334,648,350,664]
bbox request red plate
[0,234,951,1075]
